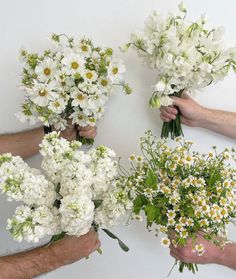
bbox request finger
[160,106,178,115]
[78,125,96,132]
[160,115,171,122]
[160,114,171,122]
[171,95,186,107]
[79,129,97,138]
[86,131,97,139]
[160,110,176,120]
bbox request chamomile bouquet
[121,131,236,274]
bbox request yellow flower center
[71,61,79,69]
[39,89,48,97]
[53,102,60,108]
[77,94,85,101]
[112,67,119,75]
[86,72,93,79]
[82,45,88,52]
[44,68,51,76]
[186,156,192,161]
[89,117,96,123]
[101,79,108,86]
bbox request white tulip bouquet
[0,132,132,251]
[124,3,236,139]
[120,131,236,274]
[17,34,132,145]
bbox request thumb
[171,92,191,107]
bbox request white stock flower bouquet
[0,132,132,251]
[17,34,132,145]
[124,3,236,139]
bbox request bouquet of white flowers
[0,133,132,251]
[17,34,132,145]
[124,3,236,139]
[121,131,236,274]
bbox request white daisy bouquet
[121,131,236,274]
[124,3,236,139]
[0,132,132,251]
[17,34,132,145]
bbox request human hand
[160,94,207,127]
[77,125,97,139]
[52,120,77,142]
[51,228,101,266]
[169,232,224,265]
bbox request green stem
[178,261,199,274]
[167,260,177,277]
[77,132,94,147]
[160,90,185,139]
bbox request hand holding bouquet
[121,131,236,274]
[0,133,132,252]
[126,3,236,139]
[17,34,132,145]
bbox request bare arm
[0,230,100,279]
[0,127,44,159]
[198,108,236,139]
[0,125,97,159]
[160,94,236,139]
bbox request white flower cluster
[0,154,59,242]
[95,181,133,229]
[0,134,132,243]
[128,3,236,107]
[7,205,60,243]
[40,132,132,235]
[17,34,131,130]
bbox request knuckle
[181,249,191,260]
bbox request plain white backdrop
[0,0,236,278]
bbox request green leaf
[102,229,129,252]
[145,169,157,188]
[93,200,103,208]
[144,204,156,223]
[133,196,144,214]
[208,171,221,186]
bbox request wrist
[214,243,231,267]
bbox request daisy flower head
[161,237,171,248]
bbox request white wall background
[0,0,236,278]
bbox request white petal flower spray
[124,3,236,139]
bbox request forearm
[0,127,44,159]
[216,243,236,270]
[198,108,236,139]
[0,245,64,279]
